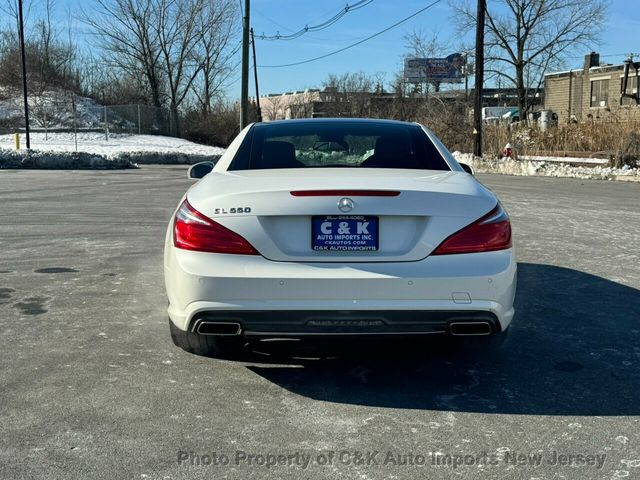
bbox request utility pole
[473,0,485,158]
[250,28,262,122]
[240,0,250,130]
[18,0,30,149]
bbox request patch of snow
[0,91,152,131]
[0,92,108,128]
[0,150,136,169]
[0,132,224,158]
[452,151,640,181]
[520,155,609,165]
[0,132,225,168]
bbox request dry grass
[505,121,640,167]
[423,112,640,168]
[235,91,640,167]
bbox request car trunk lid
[188,168,496,262]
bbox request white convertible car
[164,118,516,357]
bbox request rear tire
[168,318,244,359]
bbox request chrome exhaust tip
[449,321,493,336]
[195,321,242,336]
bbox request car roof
[252,118,421,129]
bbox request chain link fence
[0,94,178,146]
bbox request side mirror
[459,162,474,175]
[188,161,214,179]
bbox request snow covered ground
[1,131,636,179]
[0,132,225,158]
[0,132,224,169]
[453,152,640,182]
[519,155,609,165]
[0,90,127,130]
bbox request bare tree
[404,28,444,59]
[192,0,238,115]
[82,0,165,108]
[154,0,209,135]
[261,94,284,121]
[322,72,381,117]
[0,0,37,42]
[287,92,318,119]
[83,0,238,135]
[31,0,78,91]
[79,55,150,105]
[0,0,79,102]
[450,0,608,117]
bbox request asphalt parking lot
[1,166,639,479]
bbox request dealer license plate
[311,216,379,251]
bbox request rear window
[228,122,450,171]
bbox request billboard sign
[404,53,465,84]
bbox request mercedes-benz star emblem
[338,197,354,213]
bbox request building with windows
[258,87,543,122]
[258,89,325,121]
[544,52,640,123]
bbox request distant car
[164,118,516,357]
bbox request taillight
[173,200,259,255]
[432,204,512,255]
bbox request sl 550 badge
[214,207,252,214]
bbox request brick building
[544,52,640,123]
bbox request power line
[258,0,443,68]
[227,63,254,88]
[229,40,242,57]
[253,8,295,34]
[257,0,374,41]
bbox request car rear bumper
[189,309,503,337]
[165,246,517,335]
